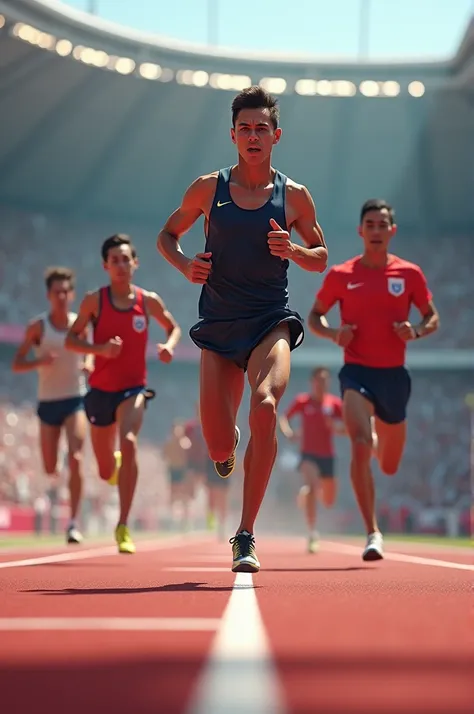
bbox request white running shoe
[362,531,384,561]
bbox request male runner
[158,85,327,572]
[184,406,230,536]
[162,420,192,530]
[12,267,87,545]
[66,234,181,554]
[308,199,439,561]
[279,366,344,553]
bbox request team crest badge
[133,315,146,333]
[388,277,405,297]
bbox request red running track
[0,534,471,714]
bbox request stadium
[0,1,472,712]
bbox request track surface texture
[0,533,471,714]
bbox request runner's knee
[249,394,277,434]
[350,431,373,460]
[120,431,138,459]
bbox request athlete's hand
[335,324,357,347]
[267,219,294,259]
[157,343,174,364]
[184,252,212,284]
[393,321,416,341]
[100,336,123,359]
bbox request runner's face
[103,245,137,282]
[311,371,329,398]
[47,279,74,312]
[358,208,396,253]
[231,108,281,164]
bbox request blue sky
[61,0,472,59]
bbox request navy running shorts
[84,386,155,427]
[339,363,411,425]
[37,396,84,427]
[299,454,335,478]
[190,308,304,371]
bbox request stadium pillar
[207,0,218,46]
[357,0,371,60]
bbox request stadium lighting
[408,80,425,97]
[316,80,332,96]
[55,39,73,57]
[359,80,380,97]
[333,80,357,97]
[36,32,56,50]
[192,70,209,87]
[295,79,318,96]
[259,77,287,94]
[72,45,84,60]
[114,57,136,75]
[209,73,252,91]
[382,81,400,97]
[0,14,6,29]
[176,69,194,85]
[158,68,174,82]
[139,62,162,80]
[177,69,209,87]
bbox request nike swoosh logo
[347,282,364,290]
[217,200,232,208]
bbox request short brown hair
[231,85,280,130]
[44,266,75,291]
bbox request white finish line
[186,572,286,714]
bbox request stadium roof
[0,0,472,222]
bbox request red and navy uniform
[285,393,342,477]
[316,255,432,424]
[85,286,149,427]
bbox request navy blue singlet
[189,166,304,370]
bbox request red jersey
[316,255,432,368]
[286,393,342,457]
[184,419,208,467]
[89,286,148,392]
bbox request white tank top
[34,312,86,402]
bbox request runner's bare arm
[11,320,46,373]
[288,185,328,272]
[65,292,105,355]
[308,298,339,341]
[412,300,439,338]
[145,292,182,351]
[157,174,217,275]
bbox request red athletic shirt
[89,286,148,392]
[316,255,432,368]
[285,393,342,457]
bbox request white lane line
[323,541,474,571]
[0,534,208,570]
[164,567,229,573]
[186,572,286,714]
[0,617,220,631]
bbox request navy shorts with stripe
[190,309,304,371]
[299,454,335,478]
[84,386,154,427]
[37,396,84,427]
[339,364,411,425]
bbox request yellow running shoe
[206,512,217,531]
[115,524,136,554]
[107,451,121,486]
